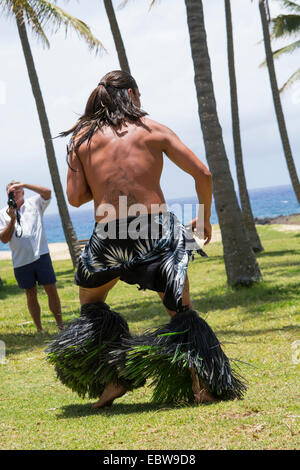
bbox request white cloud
[0,80,6,104]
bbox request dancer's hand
[203,220,212,245]
[189,217,212,245]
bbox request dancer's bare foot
[189,368,218,404]
[197,387,218,404]
[91,382,126,409]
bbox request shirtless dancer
[61,71,214,407]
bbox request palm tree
[184,0,261,286]
[1,0,103,267]
[269,0,300,93]
[258,0,300,203]
[104,0,131,73]
[224,0,264,252]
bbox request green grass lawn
[0,225,299,450]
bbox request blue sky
[0,0,299,214]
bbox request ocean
[0,184,299,251]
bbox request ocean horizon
[0,184,299,251]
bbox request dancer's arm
[162,127,213,244]
[67,149,93,207]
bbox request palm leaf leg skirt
[118,308,247,404]
[46,301,141,399]
[47,304,247,403]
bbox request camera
[7,191,22,237]
[8,191,17,209]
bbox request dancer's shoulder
[141,117,177,139]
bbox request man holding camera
[0,181,63,332]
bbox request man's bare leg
[157,275,216,404]
[79,277,119,305]
[157,275,193,318]
[43,283,64,330]
[189,368,218,404]
[79,278,126,408]
[25,286,43,332]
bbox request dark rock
[254,217,272,225]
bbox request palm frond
[273,38,300,56]
[0,0,20,17]
[0,0,50,46]
[271,13,300,37]
[260,39,300,66]
[1,0,104,52]
[29,0,104,53]
[148,0,159,9]
[279,66,300,91]
[275,0,300,14]
[117,0,129,8]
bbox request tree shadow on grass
[55,281,75,291]
[114,300,167,325]
[256,249,300,259]
[114,279,300,326]
[260,260,300,271]
[203,248,299,263]
[1,311,77,356]
[1,331,53,356]
[0,283,25,299]
[265,267,300,278]
[55,269,75,277]
[191,281,300,317]
[216,324,299,339]
[0,273,74,300]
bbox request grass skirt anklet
[117,309,247,404]
[46,301,139,399]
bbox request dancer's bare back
[67,117,212,223]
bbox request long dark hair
[60,70,148,153]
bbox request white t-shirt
[0,195,51,268]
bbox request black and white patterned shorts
[75,212,206,311]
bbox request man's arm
[0,207,16,244]
[162,127,213,242]
[67,148,93,207]
[9,183,51,200]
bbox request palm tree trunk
[184,0,261,286]
[259,0,300,204]
[225,0,263,252]
[16,17,82,268]
[103,0,131,73]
